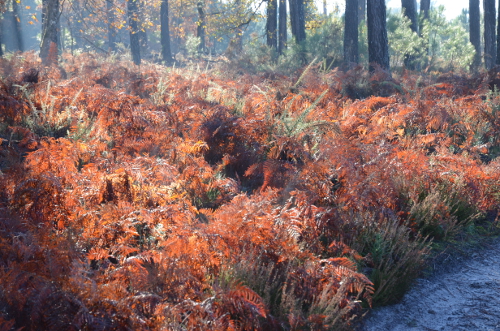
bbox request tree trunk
[420,0,430,21]
[2,12,19,52]
[57,8,62,52]
[161,0,173,64]
[402,0,417,32]
[12,0,24,51]
[367,0,389,71]
[323,0,327,16]
[497,0,500,64]
[266,0,278,49]
[278,0,287,54]
[358,0,365,24]
[484,0,496,69]
[197,2,206,54]
[469,0,481,69]
[419,0,430,37]
[296,0,305,42]
[289,0,305,43]
[127,0,141,65]
[344,0,358,65]
[401,0,417,69]
[40,0,59,64]
[107,0,116,52]
[289,0,297,38]
[138,0,148,55]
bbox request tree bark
[106,0,116,52]
[420,0,430,22]
[278,0,287,54]
[402,0,417,32]
[2,12,19,52]
[127,0,141,65]
[344,0,358,65]
[161,0,173,64]
[289,0,305,43]
[296,0,305,42]
[419,0,430,37]
[401,0,417,69]
[266,0,278,49]
[57,6,62,51]
[497,0,500,64]
[367,0,390,71]
[197,2,206,54]
[358,0,365,24]
[469,0,481,69]
[40,0,59,64]
[484,0,496,69]
[289,0,297,38]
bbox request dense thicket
[1,51,500,330]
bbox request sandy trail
[360,239,500,331]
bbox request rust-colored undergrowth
[0,52,499,330]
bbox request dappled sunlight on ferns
[0,53,500,329]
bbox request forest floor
[5,53,500,329]
[359,236,500,331]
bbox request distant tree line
[0,0,498,72]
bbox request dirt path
[360,239,500,331]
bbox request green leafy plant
[387,6,475,71]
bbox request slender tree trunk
[469,0,481,69]
[161,0,173,64]
[107,0,116,52]
[497,0,500,64]
[2,12,15,51]
[344,0,358,65]
[0,11,3,56]
[127,0,141,65]
[139,30,148,56]
[420,0,430,21]
[40,0,59,64]
[419,0,430,37]
[367,0,390,71]
[57,8,62,52]
[401,0,417,69]
[266,0,278,49]
[42,0,46,23]
[289,0,297,38]
[484,0,496,69]
[278,0,287,54]
[289,0,305,43]
[323,0,327,16]
[296,0,305,42]
[402,0,417,32]
[358,0,365,24]
[65,14,74,52]
[12,0,24,51]
[197,2,206,54]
